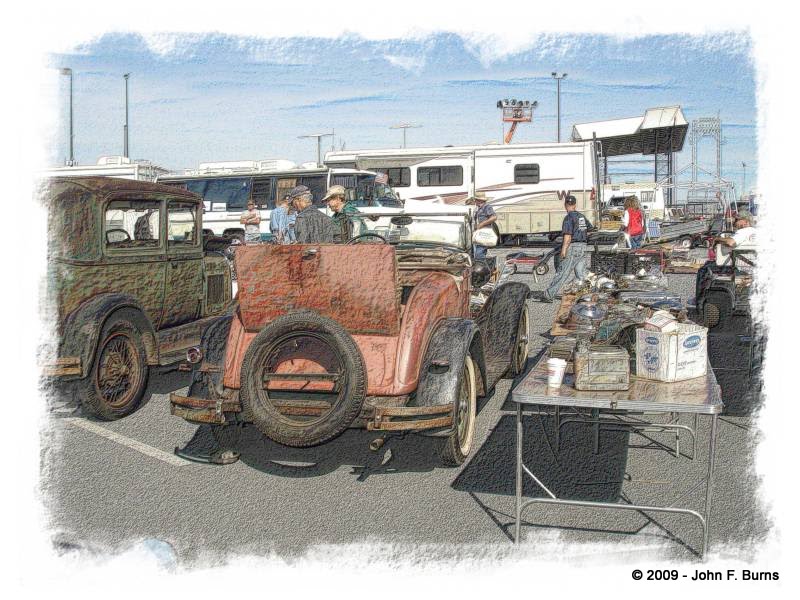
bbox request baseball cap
[287,185,311,200]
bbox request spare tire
[239,310,366,447]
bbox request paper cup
[547,358,567,387]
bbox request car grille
[207,274,225,306]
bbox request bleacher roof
[571,106,688,157]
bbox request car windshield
[353,176,403,208]
[351,212,470,249]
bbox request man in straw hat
[323,184,364,241]
[467,190,496,260]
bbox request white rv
[41,155,170,182]
[325,141,600,241]
[157,160,400,240]
[602,182,666,219]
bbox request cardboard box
[636,323,708,382]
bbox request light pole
[741,161,747,200]
[60,68,74,165]
[551,72,567,142]
[390,123,422,148]
[298,132,334,167]
[123,73,130,158]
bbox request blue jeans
[544,243,587,300]
[630,233,644,249]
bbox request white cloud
[383,54,426,74]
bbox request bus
[324,141,600,243]
[157,159,400,241]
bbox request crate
[590,250,628,275]
[590,248,665,275]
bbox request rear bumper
[169,393,454,432]
[41,356,82,377]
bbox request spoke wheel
[440,355,477,466]
[510,306,530,376]
[78,310,150,421]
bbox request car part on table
[573,343,631,391]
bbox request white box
[636,323,708,382]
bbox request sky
[48,32,757,192]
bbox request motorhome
[602,182,666,219]
[156,160,400,240]
[324,141,600,242]
[41,155,170,182]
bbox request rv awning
[571,106,688,157]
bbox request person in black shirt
[539,195,591,302]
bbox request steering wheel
[106,228,131,244]
[346,233,387,245]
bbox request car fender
[187,313,234,398]
[60,293,157,380]
[414,318,487,410]
[476,281,529,388]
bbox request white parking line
[64,418,192,467]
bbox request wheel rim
[95,332,143,409]
[456,358,476,456]
[513,307,530,373]
[253,332,346,428]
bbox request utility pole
[298,132,334,167]
[123,73,130,158]
[60,68,74,165]
[390,123,422,148]
[551,72,567,142]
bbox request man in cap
[539,195,591,303]
[289,185,337,244]
[468,191,496,260]
[239,200,262,244]
[324,184,364,242]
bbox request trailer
[645,218,710,248]
[325,141,600,241]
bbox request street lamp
[741,161,747,200]
[123,73,130,158]
[551,72,567,142]
[299,132,334,167]
[390,123,422,149]
[60,67,74,165]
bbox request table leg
[515,402,523,544]
[555,405,561,452]
[703,413,719,557]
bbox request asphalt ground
[43,246,769,566]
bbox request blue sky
[49,32,757,191]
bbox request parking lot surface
[44,247,769,565]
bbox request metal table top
[512,354,723,415]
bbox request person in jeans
[269,196,291,243]
[540,195,591,303]
[469,191,496,260]
[240,200,262,244]
[622,195,645,249]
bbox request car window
[104,200,162,249]
[168,201,199,247]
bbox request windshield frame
[351,211,472,251]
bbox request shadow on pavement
[452,414,630,502]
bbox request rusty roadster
[171,212,529,465]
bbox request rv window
[417,166,463,187]
[514,163,540,184]
[377,167,410,187]
[640,191,654,205]
[184,177,252,211]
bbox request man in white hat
[324,184,363,241]
[468,191,496,260]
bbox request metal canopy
[571,106,688,157]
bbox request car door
[161,199,204,329]
[102,196,166,328]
